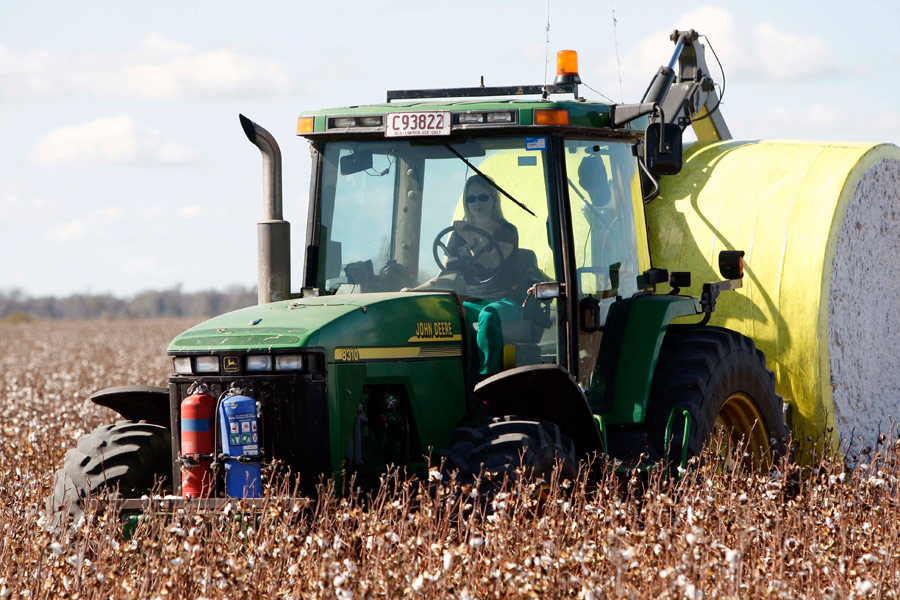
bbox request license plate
[385,111,451,137]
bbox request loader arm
[612,29,730,142]
[656,29,730,142]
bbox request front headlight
[246,355,273,372]
[195,356,219,373]
[275,354,304,371]
[358,116,383,127]
[173,356,192,374]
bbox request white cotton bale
[646,140,900,457]
[828,157,900,455]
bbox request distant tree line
[0,285,257,321]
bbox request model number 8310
[385,111,451,137]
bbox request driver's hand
[452,220,466,232]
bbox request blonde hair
[462,174,506,224]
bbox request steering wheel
[433,224,505,285]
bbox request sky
[2,0,898,297]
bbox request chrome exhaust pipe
[240,114,291,304]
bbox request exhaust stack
[240,114,291,304]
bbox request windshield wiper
[441,143,536,217]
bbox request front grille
[168,360,329,496]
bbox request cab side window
[566,141,641,386]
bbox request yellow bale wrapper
[647,140,900,457]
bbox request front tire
[646,327,788,470]
[47,420,172,530]
[441,417,578,489]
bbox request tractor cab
[298,78,652,387]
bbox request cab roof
[297,94,647,138]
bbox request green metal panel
[601,295,701,425]
[330,363,367,471]
[168,292,469,473]
[330,362,467,472]
[168,299,350,351]
[519,107,534,126]
[298,99,630,134]
[313,294,468,472]
[168,292,463,353]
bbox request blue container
[218,394,261,498]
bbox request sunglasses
[466,193,493,204]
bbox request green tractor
[49,31,788,525]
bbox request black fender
[473,364,604,456]
[90,385,170,427]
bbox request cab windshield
[315,136,557,297]
[313,134,642,374]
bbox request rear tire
[47,420,172,530]
[441,417,577,490]
[646,327,788,470]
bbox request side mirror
[641,267,670,285]
[669,271,691,288]
[643,122,683,175]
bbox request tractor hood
[167,292,464,360]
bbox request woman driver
[447,174,521,376]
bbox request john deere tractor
[49,30,787,525]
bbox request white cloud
[32,115,199,165]
[124,48,290,99]
[584,7,740,102]
[0,34,291,101]
[179,205,203,219]
[47,206,124,242]
[0,197,24,224]
[47,221,86,242]
[156,139,200,164]
[135,205,165,218]
[140,33,191,54]
[761,104,846,132]
[586,7,845,100]
[0,193,52,225]
[751,22,839,81]
[0,44,57,100]
[751,104,900,142]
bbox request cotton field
[2,319,899,599]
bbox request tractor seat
[499,248,552,364]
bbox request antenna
[610,0,624,102]
[543,0,551,87]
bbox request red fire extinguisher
[181,387,217,498]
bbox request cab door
[563,139,650,388]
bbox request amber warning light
[534,109,570,126]
[554,50,582,85]
[297,117,315,134]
